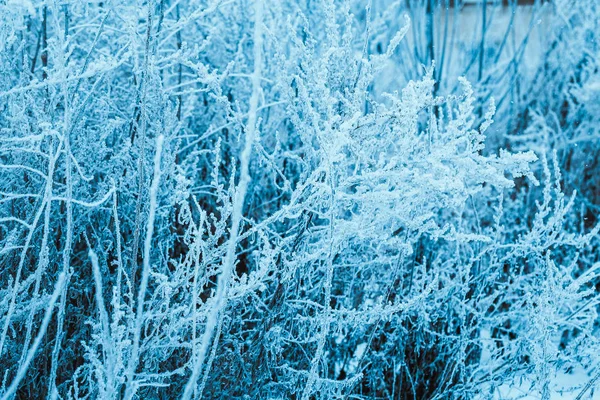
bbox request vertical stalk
[181,0,264,398]
[124,134,164,400]
[41,6,48,81]
[479,0,487,83]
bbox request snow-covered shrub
[0,1,598,399]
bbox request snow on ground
[482,367,593,400]
[477,329,596,399]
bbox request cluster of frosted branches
[0,1,598,399]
